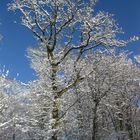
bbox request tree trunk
[51,63,60,140]
[51,97,60,140]
[12,121,16,140]
[92,102,98,140]
[125,108,134,140]
[12,133,15,140]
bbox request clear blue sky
[0,0,140,83]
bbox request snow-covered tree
[58,51,140,140]
[25,48,140,140]
[8,0,139,139]
[0,70,31,140]
[9,0,137,140]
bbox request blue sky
[0,0,140,83]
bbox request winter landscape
[0,0,140,140]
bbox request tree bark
[12,121,16,140]
[51,63,60,140]
[92,102,99,140]
[12,133,15,140]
